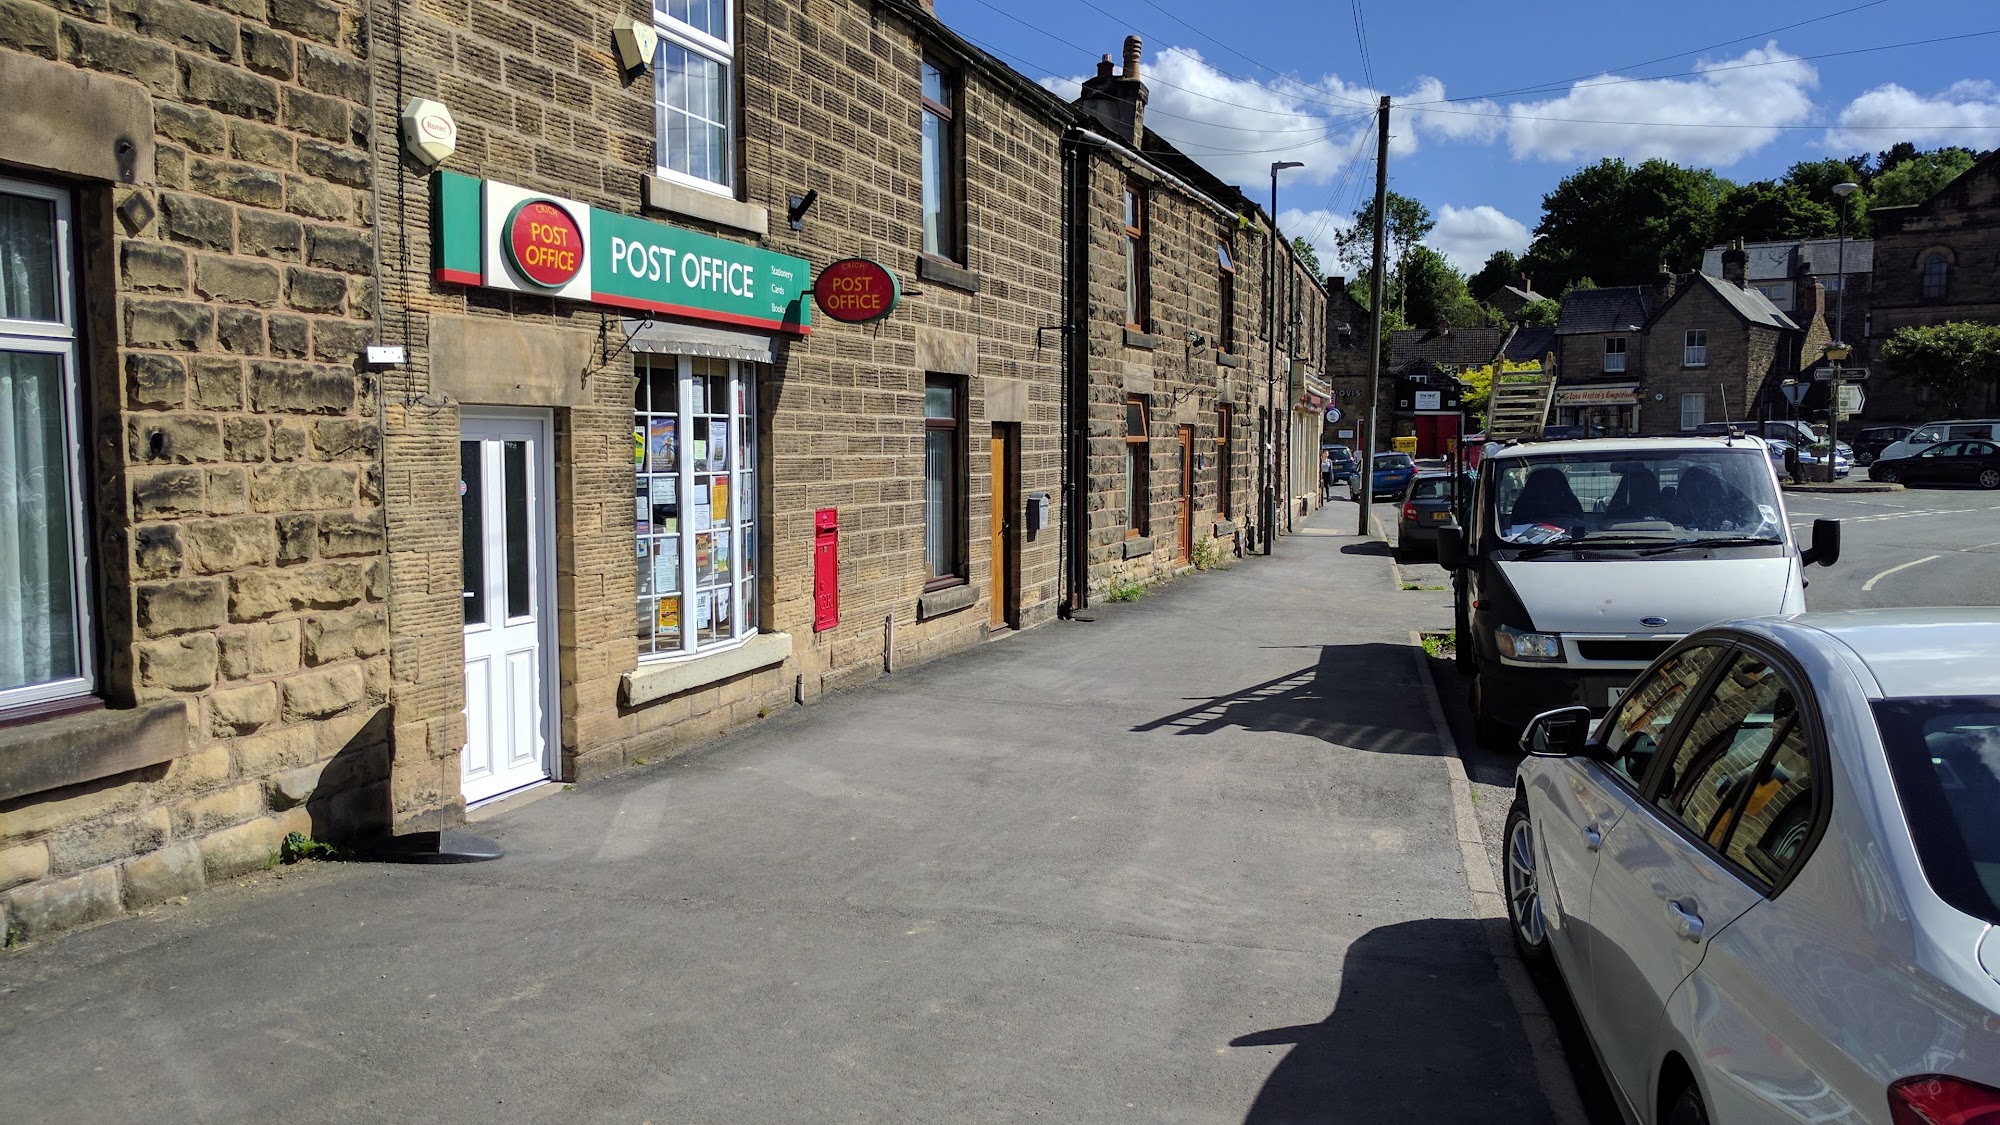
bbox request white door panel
[460,414,557,805]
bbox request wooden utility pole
[1358,96,1390,535]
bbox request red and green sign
[432,171,810,335]
[812,258,900,324]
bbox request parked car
[1875,418,2000,463]
[1435,436,1840,744]
[1763,438,1850,480]
[1505,609,2000,1125]
[1538,425,1585,441]
[1688,419,1852,462]
[1321,444,1357,486]
[1849,424,1914,465]
[1350,451,1415,502]
[1396,471,1470,559]
[1869,438,2000,489]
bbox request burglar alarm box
[812,507,838,632]
[1024,492,1049,534]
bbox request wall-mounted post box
[812,507,839,632]
[1024,492,1049,535]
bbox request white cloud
[1278,207,1359,279]
[1397,42,1818,167]
[1427,205,1530,273]
[1825,80,2000,150]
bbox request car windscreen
[1872,698,2000,925]
[1409,477,1454,501]
[1486,448,1782,545]
[1377,454,1412,470]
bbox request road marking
[1862,554,1942,591]
[1968,540,2000,552]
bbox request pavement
[0,505,1558,1124]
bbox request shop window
[1603,336,1626,373]
[653,0,735,192]
[634,354,760,659]
[923,376,964,586]
[919,58,960,263]
[1125,396,1149,536]
[1217,239,1236,353]
[1922,253,1948,301]
[1680,393,1706,431]
[1216,404,1233,519]
[1123,184,1149,331]
[0,178,91,710]
[1683,329,1707,368]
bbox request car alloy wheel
[1665,1083,1710,1125]
[1504,799,1550,963]
[1980,468,2000,490]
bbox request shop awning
[623,318,774,364]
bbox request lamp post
[1827,180,1859,472]
[1263,159,1303,554]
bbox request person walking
[1320,451,1335,501]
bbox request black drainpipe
[1060,130,1091,616]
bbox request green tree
[1333,191,1434,312]
[1291,236,1325,283]
[1517,298,1560,327]
[1400,245,1488,330]
[1522,158,1727,290]
[1468,249,1520,301]
[1715,180,1837,243]
[1783,158,1869,234]
[1881,322,2000,415]
[1873,149,1978,207]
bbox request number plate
[1429,511,1450,523]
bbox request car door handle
[1667,900,1706,942]
[1581,825,1602,852]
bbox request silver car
[1504,609,2000,1124]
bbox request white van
[1877,419,2000,462]
[1436,436,1840,743]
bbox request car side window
[1599,645,1724,787]
[1925,443,1963,458]
[1651,652,1817,885]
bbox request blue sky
[932,0,2000,279]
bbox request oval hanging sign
[504,198,586,289]
[812,258,900,323]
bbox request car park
[1504,609,2000,1125]
[1868,438,2000,489]
[1875,419,2000,463]
[1396,471,1470,559]
[1436,436,1839,743]
[1849,425,1914,466]
[1350,451,1415,502]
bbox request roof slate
[1698,237,1874,281]
[1388,327,1506,370]
[1690,271,1799,331]
[1503,325,1557,362]
[1555,286,1653,336]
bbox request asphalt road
[1784,484,2000,610]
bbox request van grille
[1575,640,1674,663]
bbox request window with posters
[634,354,759,659]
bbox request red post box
[812,507,839,632]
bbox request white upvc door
[459,411,558,805]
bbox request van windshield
[1487,448,1783,546]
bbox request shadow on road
[1133,644,1437,756]
[1233,918,1549,1122]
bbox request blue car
[1349,452,1416,501]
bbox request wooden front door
[1177,425,1194,562]
[989,425,1016,629]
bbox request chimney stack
[1653,261,1677,306]
[1722,238,1749,289]
[1074,35,1150,146]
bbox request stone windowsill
[1215,351,1243,368]
[1124,328,1162,350]
[917,581,979,620]
[0,700,192,803]
[916,255,980,293]
[1123,537,1153,559]
[1213,519,1236,537]
[640,174,770,237]
[621,632,793,708]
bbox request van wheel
[1471,669,1513,748]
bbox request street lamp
[1263,159,1303,554]
[1827,180,1859,472]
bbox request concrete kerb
[1783,480,1903,494]
[1409,629,1590,1125]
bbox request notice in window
[653,538,679,591]
[696,591,712,628]
[636,540,652,595]
[692,439,708,470]
[691,497,711,533]
[633,427,645,467]
[649,418,677,472]
[635,492,649,535]
[657,596,680,635]
[696,534,713,582]
[708,430,729,472]
[710,478,729,522]
[714,586,731,632]
[713,536,730,580]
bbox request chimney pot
[1123,36,1142,79]
[1096,54,1114,80]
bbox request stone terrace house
[0,0,388,941]
[1319,278,1372,450]
[1869,151,2000,419]
[1634,259,1820,436]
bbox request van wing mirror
[1437,526,1466,571]
[1521,706,1593,758]
[1800,518,1840,568]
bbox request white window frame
[634,354,759,663]
[1680,393,1706,431]
[1683,329,1708,368]
[0,176,93,709]
[652,0,736,195]
[1602,336,1627,373]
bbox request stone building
[1869,152,2000,419]
[1320,279,1373,450]
[1700,236,1876,423]
[0,0,388,941]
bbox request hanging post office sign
[432,171,811,335]
[812,258,900,324]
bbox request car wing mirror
[1436,526,1466,570]
[1521,705,1593,758]
[1800,518,1840,568]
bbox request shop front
[1552,385,1641,437]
